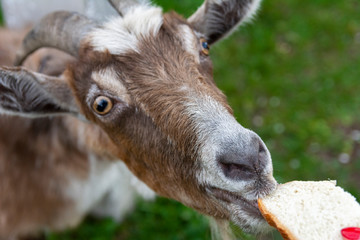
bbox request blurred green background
[1,0,359,239]
[0,1,3,25]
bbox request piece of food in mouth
[257,181,360,240]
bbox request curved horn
[14,11,98,66]
[108,0,150,16]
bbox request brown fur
[0,29,117,238]
[0,117,83,237]
[0,116,119,238]
[0,2,274,238]
[68,13,233,217]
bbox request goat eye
[200,38,210,55]
[93,96,113,115]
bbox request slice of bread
[258,181,360,240]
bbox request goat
[0,28,74,76]
[0,0,277,239]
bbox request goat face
[0,0,276,234]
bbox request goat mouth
[208,186,263,219]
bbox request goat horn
[108,0,149,17]
[14,11,98,66]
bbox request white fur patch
[64,156,155,221]
[89,5,163,55]
[178,25,200,63]
[91,68,131,103]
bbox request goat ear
[188,0,262,45]
[0,67,81,118]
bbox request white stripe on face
[178,24,200,63]
[91,68,131,103]
[89,6,163,55]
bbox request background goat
[0,0,277,239]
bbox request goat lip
[207,186,263,218]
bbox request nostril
[219,162,255,180]
[217,134,270,181]
[217,153,256,181]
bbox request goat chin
[209,217,272,240]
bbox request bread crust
[258,198,297,240]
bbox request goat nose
[217,134,268,181]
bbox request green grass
[3,0,359,239]
[47,198,211,240]
[0,0,3,26]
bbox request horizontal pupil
[96,99,108,112]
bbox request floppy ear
[0,67,81,118]
[188,0,262,45]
